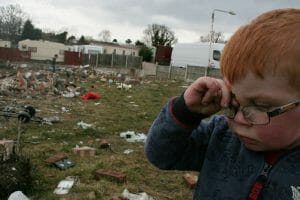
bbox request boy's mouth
[238,136,257,145]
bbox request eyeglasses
[223,99,300,125]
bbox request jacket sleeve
[145,95,222,171]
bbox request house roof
[90,40,139,50]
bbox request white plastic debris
[20,64,27,68]
[43,116,60,125]
[8,191,30,200]
[53,176,79,195]
[116,83,132,90]
[291,186,300,200]
[121,188,154,200]
[61,107,69,112]
[77,121,93,129]
[120,131,147,143]
[123,149,134,154]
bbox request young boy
[145,8,300,200]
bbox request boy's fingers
[201,79,221,104]
[216,79,231,107]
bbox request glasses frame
[225,99,300,125]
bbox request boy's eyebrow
[233,93,283,107]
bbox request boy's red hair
[221,8,300,85]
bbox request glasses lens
[222,107,236,118]
[242,107,269,125]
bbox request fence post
[168,65,172,79]
[96,54,98,68]
[184,65,188,81]
[111,54,114,67]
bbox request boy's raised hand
[183,77,231,116]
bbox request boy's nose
[233,110,251,125]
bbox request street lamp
[205,9,236,76]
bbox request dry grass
[0,74,197,200]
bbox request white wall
[0,40,11,48]
[18,39,67,62]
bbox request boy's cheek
[255,124,293,147]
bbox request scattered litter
[77,121,93,129]
[42,116,60,125]
[0,139,14,161]
[53,176,79,195]
[183,173,198,189]
[54,159,75,170]
[62,92,76,98]
[61,107,69,112]
[94,169,126,183]
[99,140,110,149]
[116,83,132,90]
[120,131,147,143]
[108,79,113,85]
[123,149,134,154]
[72,146,96,157]
[45,152,68,164]
[80,91,101,100]
[291,186,300,200]
[20,64,27,68]
[121,188,154,200]
[8,191,30,200]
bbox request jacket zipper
[248,162,273,200]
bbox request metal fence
[81,54,143,69]
[156,65,222,81]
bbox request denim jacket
[145,97,300,200]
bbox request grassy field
[0,73,198,200]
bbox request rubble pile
[0,64,143,97]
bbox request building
[0,40,11,48]
[66,45,103,54]
[18,39,67,62]
[90,41,140,56]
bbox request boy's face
[227,72,300,151]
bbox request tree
[143,24,177,47]
[21,20,42,40]
[0,4,25,45]
[66,35,76,44]
[200,31,226,43]
[112,38,118,43]
[55,31,68,43]
[135,40,145,46]
[41,30,68,43]
[98,29,111,42]
[78,35,89,45]
[125,39,132,44]
[139,45,153,62]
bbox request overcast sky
[1,0,300,44]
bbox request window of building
[122,50,125,55]
[213,50,221,61]
[132,52,136,56]
[113,49,116,54]
[28,47,37,52]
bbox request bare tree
[143,24,177,47]
[200,31,226,43]
[0,4,25,46]
[98,29,111,42]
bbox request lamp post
[205,9,236,76]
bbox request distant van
[171,42,225,68]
